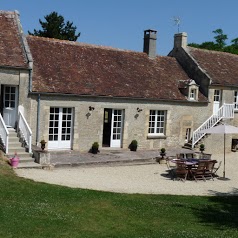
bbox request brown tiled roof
[188,47,238,86]
[27,35,199,100]
[0,11,28,68]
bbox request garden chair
[204,160,217,181]
[176,153,185,159]
[213,161,222,177]
[191,161,207,182]
[165,157,177,178]
[174,162,188,182]
[185,153,194,159]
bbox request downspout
[36,93,41,145]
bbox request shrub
[130,140,138,151]
[91,142,99,154]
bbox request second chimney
[143,29,157,58]
[174,32,187,49]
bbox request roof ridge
[27,35,140,53]
[188,46,238,57]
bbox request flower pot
[92,148,98,154]
[130,145,137,151]
[41,143,46,150]
[10,156,19,168]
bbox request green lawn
[0,156,238,238]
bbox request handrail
[0,114,9,154]
[18,111,32,153]
[192,103,234,148]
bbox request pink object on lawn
[10,154,19,168]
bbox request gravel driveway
[15,153,238,196]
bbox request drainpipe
[36,94,41,145]
[29,68,33,92]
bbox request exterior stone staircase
[7,128,42,169]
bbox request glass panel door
[48,107,73,150]
[3,86,18,127]
[110,109,123,147]
[213,89,221,115]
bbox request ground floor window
[148,110,166,135]
[48,107,73,150]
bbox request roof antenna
[173,16,181,33]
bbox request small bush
[130,140,138,151]
[91,142,99,154]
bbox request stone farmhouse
[0,10,237,158]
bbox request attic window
[189,89,197,100]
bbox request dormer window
[178,79,199,101]
[188,80,199,101]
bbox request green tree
[188,28,238,55]
[212,28,227,49]
[28,11,80,41]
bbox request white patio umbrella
[199,124,238,179]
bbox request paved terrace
[48,148,192,167]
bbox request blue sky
[2,0,238,55]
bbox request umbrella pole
[223,134,226,178]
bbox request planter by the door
[91,142,99,154]
[10,154,19,168]
[129,140,138,151]
[40,140,47,151]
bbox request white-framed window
[148,110,166,135]
[189,89,197,100]
[234,91,238,110]
[214,89,221,102]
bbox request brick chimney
[143,29,157,58]
[174,32,187,49]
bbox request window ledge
[147,135,167,139]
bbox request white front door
[3,86,18,127]
[213,89,221,115]
[48,107,73,150]
[110,109,123,148]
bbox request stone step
[8,147,27,154]
[18,157,34,163]
[17,162,42,169]
[9,140,22,146]
[7,151,31,158]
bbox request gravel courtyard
[16,152,238,196]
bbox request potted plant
[91,142,99,154]
[40,139,47,151]
[129,140,138,151]
[160,148,166,157]
[200,144,205,153]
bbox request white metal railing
[192,103,234,148]
[18,111,32,153]
[0,114,9,154]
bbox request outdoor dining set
[165,153,221,182]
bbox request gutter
[29,90,208,104]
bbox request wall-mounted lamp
[137,107,143,112]
[89,106,95,111]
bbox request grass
[0,154,238,238]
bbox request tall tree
[212,28,227,49]
[187,28,238,54]
[28,12,80,41]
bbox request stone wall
[28,94,212,152]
